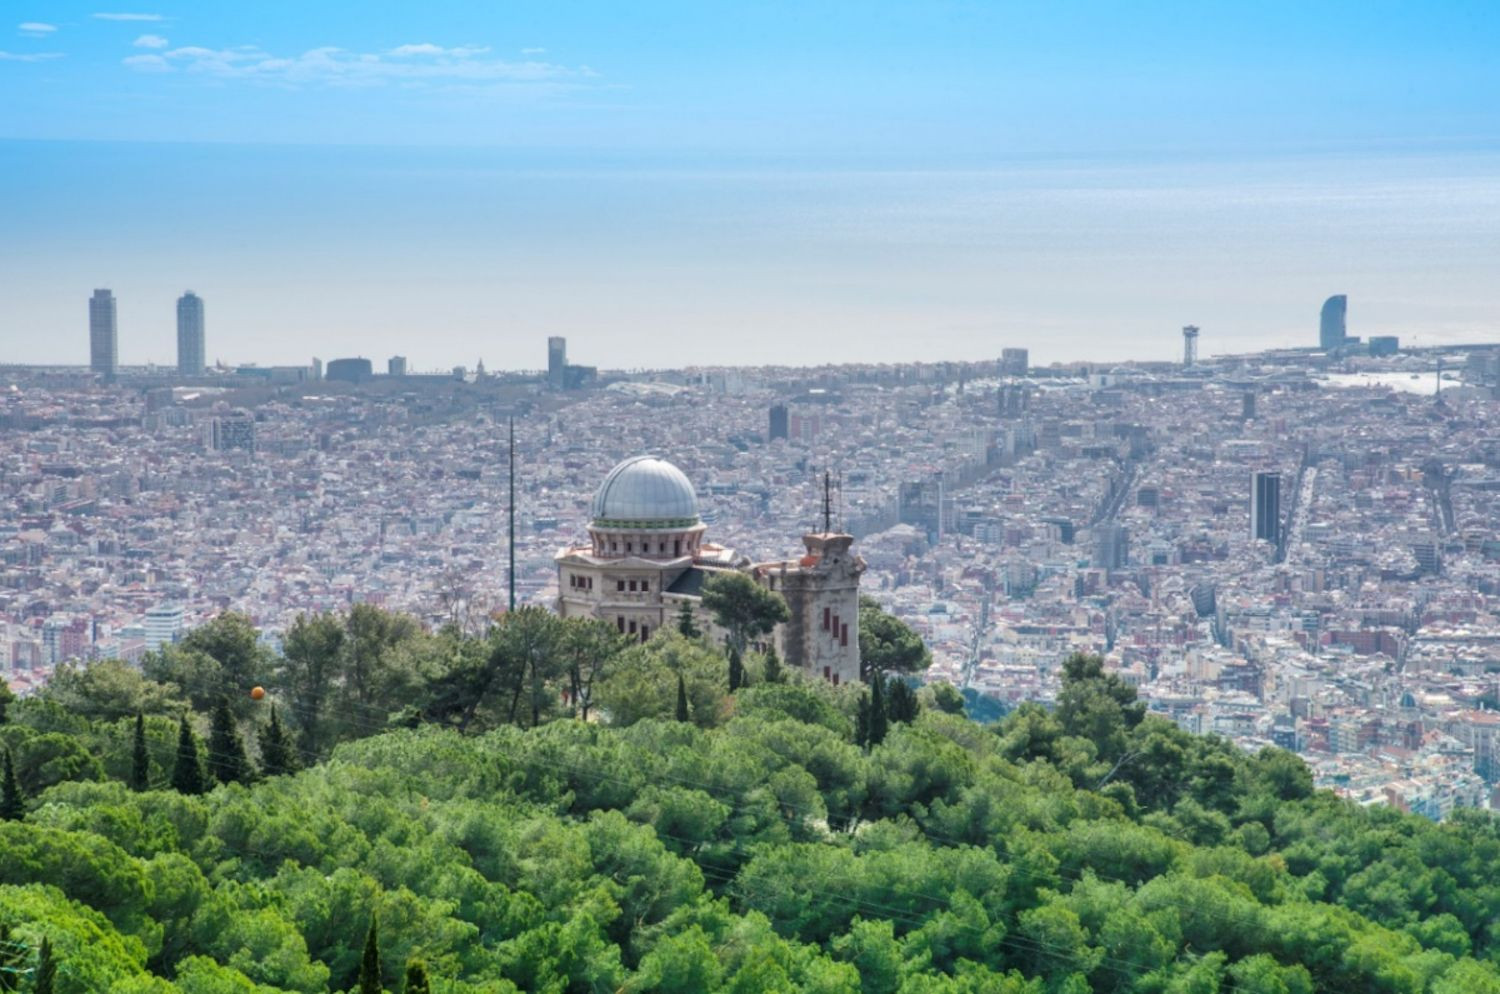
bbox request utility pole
[508,416,516,613]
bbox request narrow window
[674,539,682,556]
[832,673,840,686]
[641,579,649,593]
[641,625,649,641]
[823,666,831,681]
[617,580,625,592]
[823,607,831,631]
[617,617,625,632]
[628,580,637,592]
[841,623,849,647]
[628,620,637,634]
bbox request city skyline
[4,2,1499,369]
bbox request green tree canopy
[700,572,789,656]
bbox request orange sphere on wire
[250,686,266,701]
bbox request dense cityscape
[7,287,1500,820]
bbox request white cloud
[521,47,546,55]
[388,43,490,57]
[133,33,168,48]
[122,52,168,71]
[123,40,592,88]
[0,49,61,61]
[18,22,56,36]
[93,12,163,21]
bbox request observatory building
[555,455,865,684]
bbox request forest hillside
[3,607,1500,993]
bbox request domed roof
[591,456,700,526]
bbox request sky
[2,1,1499,370]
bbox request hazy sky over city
[2,1,1498,369]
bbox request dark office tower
[1251,471,1281,543]
[176,291,205,376]
[547,336,567,388]
[1000,348,1029,376]
[1319,294,1348,351]
[387,356,407,376]
[1242,391,1256,420]
[769,403,789,440]
[89,289,118,380]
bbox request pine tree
[675,674,690,722]
[868,673,889,746]
[0,679,13,725]
[171,714,206,796]
[130,713,150,792]
[676,600,700,639]
[33,938,55,994]
[0,924,23,994]
[208,695,254,785]
[727,646,744,692]
[402,958,432,994]
[358,915,382,994]
[0,748,22,822]
[762,645,784,684]
[259,705,297,777]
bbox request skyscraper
[1251,471,1281,544]
[1319,294,1347,351]
[1000,348,1029,376]
[548,336,567,389]
[176,291,205,376]
[89,288,117,380]
[768,403,789,440]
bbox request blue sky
[3,2,1499,368]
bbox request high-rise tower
[1319,295,1347,351]
[547,336,567,388]
[89,289,118,380]
[1182,325,1199,367]
[1251,471,1281,544]
[176,291,205,376]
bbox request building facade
[555,455,864,683]
[89,288,118,380]
[177,291,206,376]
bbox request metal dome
[590,456,700,526]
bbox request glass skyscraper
[89,288,117,380]
[177,291,205,376]
[1319,294,1347,351]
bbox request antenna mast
[508,416,516,613]
[823,469,833,534]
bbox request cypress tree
[259,705,296,777]
[358,915,382,994]
[0,748,22,822]
[130,713,150,792]
[727,646,744,692]
[208,695,253,785]
[886,677,919,724]
[402,958,432,994]
[762,645,784,684]
[33,938,55,994]
[0,679,13,724]
[675,674,690,722]
[854,694,871,748]
[171,714,206,796]
[676,600,700,638]
[868,674,889,746]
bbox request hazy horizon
[3,1,1498,369]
